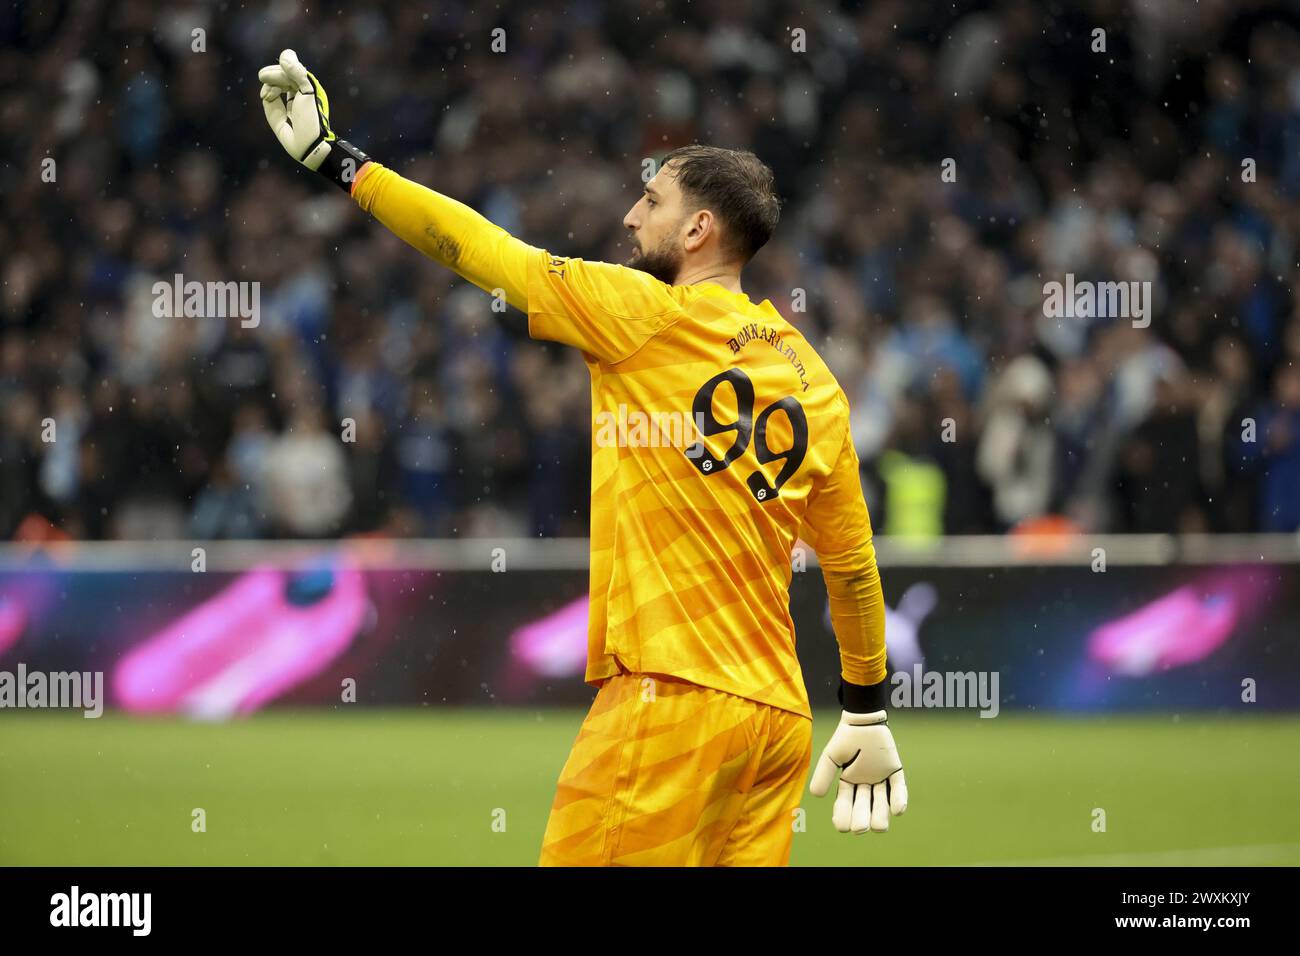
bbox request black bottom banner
[0,866,1286,941]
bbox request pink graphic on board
[1086,569,1271,677]
[0,595,26,657]
[499,594,590,699]
[114,559,369,719]
[511,595,590,676]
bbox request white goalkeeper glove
[810,681,908,833]
[258,49,371,191]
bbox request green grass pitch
[2,710,1298,866]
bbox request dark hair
[660,144,781,262]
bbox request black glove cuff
[318,139,372,192]
[838,677,890,715]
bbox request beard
[625,232,684,284]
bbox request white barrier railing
[1,534,1298,572]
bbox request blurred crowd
[2,0,1299,541]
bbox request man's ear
[683,209,714,253]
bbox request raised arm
[258,48,682,362]
[258,48,531,310]
[350,162,531,310]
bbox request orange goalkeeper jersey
[527,252,884,718]
[352,163,886,720]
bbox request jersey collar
[692,281,780,317]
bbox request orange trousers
[539,671,813,866]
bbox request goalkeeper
[260,49,907,866]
